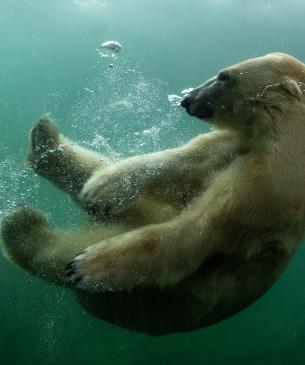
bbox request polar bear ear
[281,80,302,100]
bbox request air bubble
[97,41,122,62]
[84,87,94,93]
[100,41,122,53]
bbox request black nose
[181,96,191,111]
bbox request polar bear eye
[218,71,231,83]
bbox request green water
[1,0,305,364]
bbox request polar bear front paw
[65,231,157,293]
[79,169,140,220]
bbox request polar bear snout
[181,81,217,120]
[180,95,191,110]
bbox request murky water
[1,0,305,364]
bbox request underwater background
[1,0,305,364]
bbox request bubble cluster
[167,87,194,108]
[168,94,183,107]
[0,156,40,216]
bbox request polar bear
[2,52,305,335]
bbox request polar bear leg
[66,207,213,293]
[1,206,128,286]
[28,116,108,201]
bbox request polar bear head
[181,53,305,136]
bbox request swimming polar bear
[2,52,305,335]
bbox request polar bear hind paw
[28,116,62,170]
[1,206,47,245]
